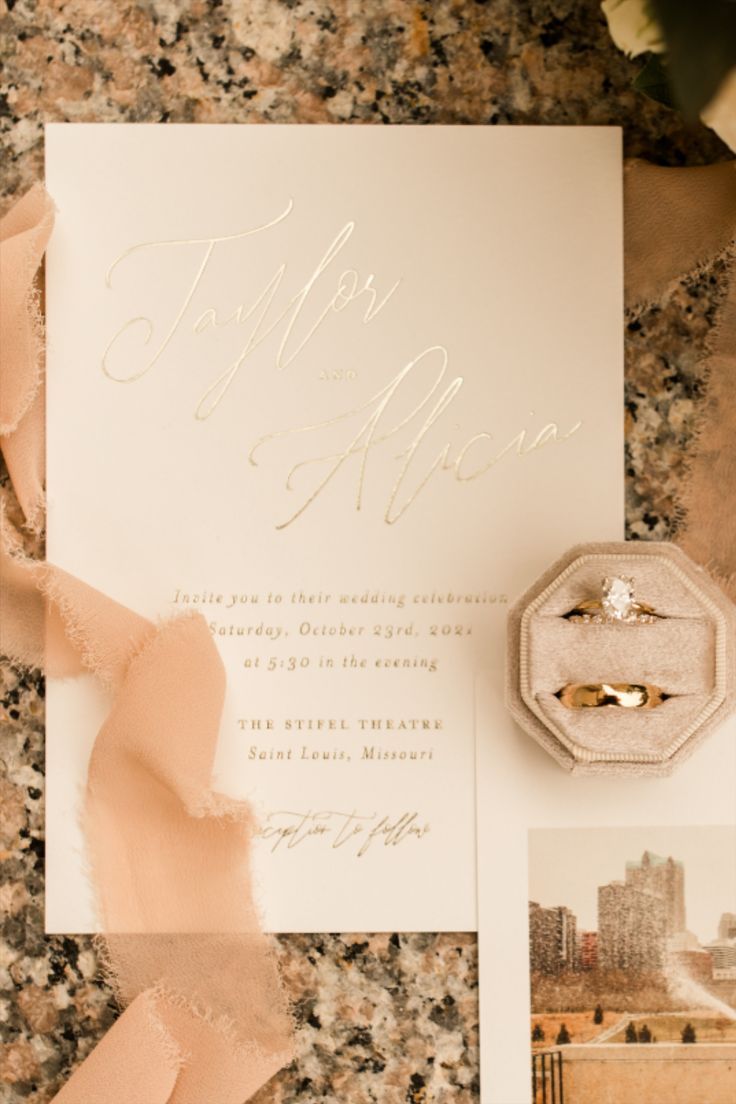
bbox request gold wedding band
[565,575,661,624]
[556,682,669,710]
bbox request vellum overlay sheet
[45,123,623,933]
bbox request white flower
[602,1,736,153]
[601,0,664,58]
[701,67,736,153]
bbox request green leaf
[648,0,736,117]
[633,52,676,108]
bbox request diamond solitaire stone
[564,574,658,623]
[601,576,636,621]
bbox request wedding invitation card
[44,123,623,933]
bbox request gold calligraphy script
[255,809,430,858]
[103,201,399,420]
[103,202,582,526]
[250,345,581,526]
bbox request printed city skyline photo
[527,826,736,1104]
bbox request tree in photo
[593,1004,604,1025]
[638,1024,652,1043]
[625,1021,638,1044]
[682,1023,697,1044]
[532,1023,545,1043]
[556,1024,571,1045]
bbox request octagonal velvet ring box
[506,542,736,776]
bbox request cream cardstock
[44,123,623,933]
[476,670,736,1104]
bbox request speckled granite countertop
[0,2,732,1101]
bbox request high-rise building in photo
[708,941,736,980]
[625,851,686,936]
[529,902,578,974]
[718,912,736,940]
[530,848,697,979]
[578,930,598,971]
[597,881,667,971]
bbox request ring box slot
[506,542,736,775]
[537,692,713,760]
[528,617,715,696]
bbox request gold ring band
[556,682,670,710]
[565,599,660,624]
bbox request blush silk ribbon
[1,185,293,1102]
[624,159,736,594]
[1,160,734,1100]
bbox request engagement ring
[564,575,660,624]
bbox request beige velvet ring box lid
[506,542,736,776]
